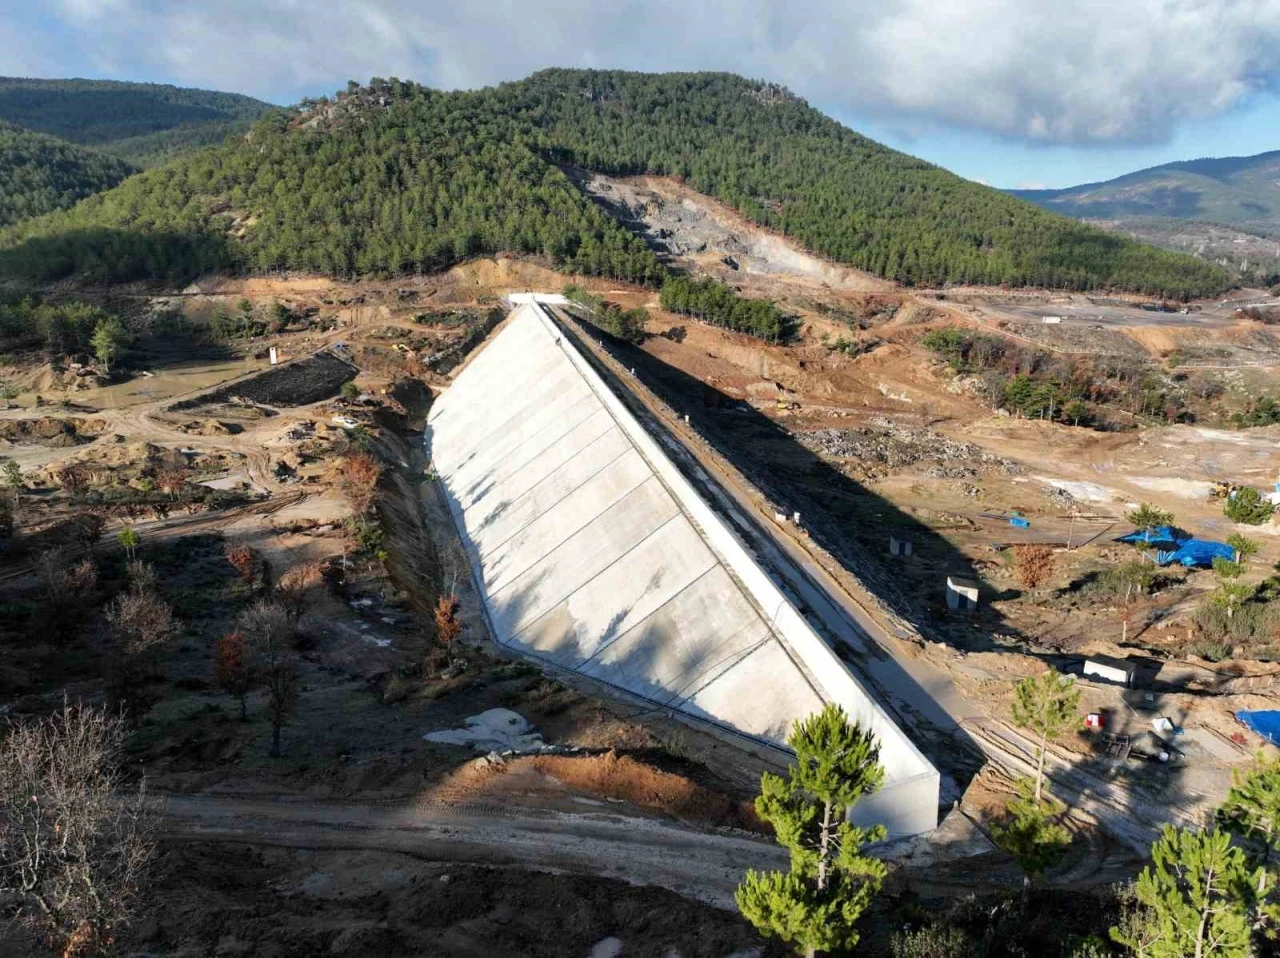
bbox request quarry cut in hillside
[426,300,939,838]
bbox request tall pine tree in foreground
[1111,825,1253,958]
[736,704,886,957]
[1219,751,1280,938]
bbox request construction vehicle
[1209,480,1239,501]
[775,397,800,411]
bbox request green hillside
[0,77,272,167]
[0,121,136,227]
[1012,151,1280,235]
[0,71,1230,297]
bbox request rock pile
[802,417,1020,480]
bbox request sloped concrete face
[427,303,939,837]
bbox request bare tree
[106,586,174,660]
[330,452,381,516]
[104,563,176,713]
[0,701,156,956]
[34,550,98,649]
[152,451,189,501]
[215,631,257,721]
[237,600,298,756]
[276,561,324,625]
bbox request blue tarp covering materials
[1116,526,1181,547]
[1115,527,1236,568]
[1157,540,1237,568]
[1238,710,1280,744]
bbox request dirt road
[158,793,783,910]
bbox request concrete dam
[426,301,939,837]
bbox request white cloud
[0,14,65,77]
[23,0,1280,145]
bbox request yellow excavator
[1210,480,1239,501]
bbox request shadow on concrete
[548,315,1005,793]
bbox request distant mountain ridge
[0,77,273,167]
[0,70,1230,297]
[1011,150,1280,236]
[1011,149,1280,280]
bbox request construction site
[4,177,1280,954]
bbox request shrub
[225,543,255,584]
[1191,600,1278,659]
[891,924,976,957]
[382,670,419,704]
[1224,486,1275,525]
[1081,562,1157,602]
[1012,544,1055,591]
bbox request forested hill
[0,77,272,167]
[0,71,1230,297]
[0,122,136,227]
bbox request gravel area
[801,417,1021,480]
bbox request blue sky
[5,0,1279,190]
[844,99,1280,189]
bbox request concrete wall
[427,303,939,837]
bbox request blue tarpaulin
[1116,526,1181,547]
[1156,539,1237,568]
[1238,710,1280,744]
[1115,527,1236,568]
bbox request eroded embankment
[370,386,442,620]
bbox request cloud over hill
[21,0,1280,145]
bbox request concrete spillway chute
[426,301,939,837]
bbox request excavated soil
[433,751,765,833]
[0,415,104,447]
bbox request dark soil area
[422,308,502,374]
[98,843,782,958]
[171,350,356,410]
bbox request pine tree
[1218,752,1280,934]
[117,526,139,561]
[735,704,887,957]
[1010,669,1080,803]
[991,777,1071,904]
[1127,503,1175,538]
[89,316,126,374]
[1110,826,1254,958]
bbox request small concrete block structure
[427,301,940,838]
[1085,655,1138,687]
[889,535,913,557]
[946,576,980,611]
